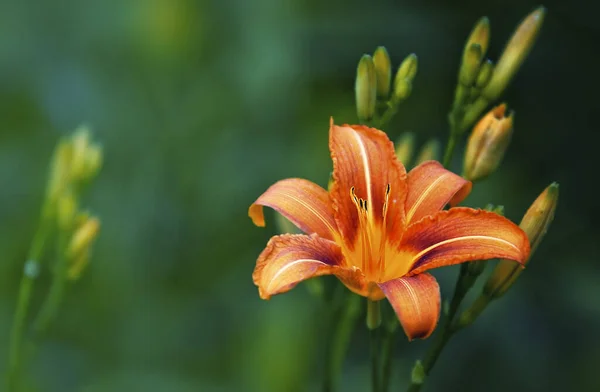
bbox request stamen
[350,187,372,273]
[378,184,391,280]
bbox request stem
[323,286,361,392]
[7,203,53,391]
[370,328,381,392]
[405,265,470,392]
[374,104,398,129]
[24,224,70,371]
[441,134,458,168]
[380,327,396,392]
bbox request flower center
[348,184,391,282]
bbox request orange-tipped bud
[482,7,545,101]
[463,103,514,181]
[395,132,415,167]
[355,54,377,122]
[373,46,392,98]
[484,183,559,298]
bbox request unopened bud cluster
[450,7,545,134]
[47,125,103,281]
[355,47,418,124]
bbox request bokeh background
[0,0,598,391]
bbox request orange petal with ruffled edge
[253,234,349,299]
[400,207,530,276]
[329,121,407,247]
[379,273,440,340]
[405,161,472,225]
[249,178,338,240]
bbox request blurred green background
[0,0,598,391]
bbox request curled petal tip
[248,204,266,227]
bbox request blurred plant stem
[370,327,381,392]
[322,283,361,392]
[405,264,472,392]
[442,110,463,168]
[31,228,69,340]
[367,300,382,392]
[7,201,54,391]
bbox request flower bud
[484,182,559,298]
[395,132,415,167]
[70,125,92,182]
[56,190,77,230]
[396,53,418,81]
[393,79,412,102]
[475,59,494,88]
[47,140,73,201]
[414,138,440,166]
[459,44,483,87]
[465,17,490,60]
[355,54,377,122]
[67,248,90,281]
[373,46,392,98]
[67,216,101,259]
[482,7,545,101]
[463,103,513,181]
[393,54,417,102]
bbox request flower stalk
[6,127,102,391]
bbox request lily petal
[379,273,441,340]
[253,234,344,299]
[402,207,530,275]
[249,178,337,240]
[405,161,472,224]
[329,121,407,247]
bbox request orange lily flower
[249,120,530,340]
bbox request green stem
[375,105,398,129]
[370,328,381,392]
[31,228,70,342]
[405,265,471,392]
[323,286,361,392]
[7,203,53,391]
[441,134,458,168]
[380,327,396,392]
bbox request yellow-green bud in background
[482,7,545,101]
[414,138,440,166]
[47,140,73,201]
[459,44,483,87]
[67,248,90,281]
[475,59,494,89]
[393,54,417,102]
[395,132,415,167]
[327,171,334,193]
[355,54,377,123]
[67,216,100,259]
[70,125,92,182]
[463,103,514,181]
[373,46,392,98]
[465,16,490,60]
[56,190,78,230]
[274,212,300,235]
[484,183,558,298]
